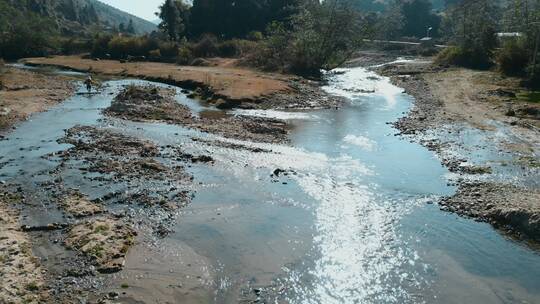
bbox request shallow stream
[1,64,539,303]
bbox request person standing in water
[84,76,93,93]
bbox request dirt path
[23,56,341,110]
[0,67,76,133]
[375,58,540,243]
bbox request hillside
[2,0,156,35]
[88,0,157,34]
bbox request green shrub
[247,31,264,41]
[191,34,218,57]
[496,39,530,76]
[148,49,162,61]
[158,41,179,58]
[176,45,193,65]
[107,36,136,59]
[436,46,493,69]
[218,40,240,57]
[91,34,113,58]
[61,38,92,55]
[216,39,254,57]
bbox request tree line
[157,0,303,41]
[1,0,539,84]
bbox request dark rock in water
[21,223,68,232]
[489,88,516,98]
[214,98,240,110]
[273,168,285,176]
[108,291,119,299]
[505,109,516,117]
[191,155,214,163]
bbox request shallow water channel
[1,64,539,303]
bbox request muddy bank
[106,85,290,143]
[23,56,342,111]
[0,66,75,133]
[374,56,540,242]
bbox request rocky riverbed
[105,85,291,143]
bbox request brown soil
[23,56,341,110]
[0,192,49,303]
[0,67,75,133]
[376,58,540,242]
[106,85,290,143]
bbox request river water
[1,64,539,303]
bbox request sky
[99,0,163,22]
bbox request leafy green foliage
[496,39,531,76]
[176,45,193,65]
[248,0,365,76]
[437,0,499,69]
[436,46,492,68]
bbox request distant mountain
[87,0,157,34]
[3,0,156,35]
[151,19,161,25]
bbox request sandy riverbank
[0,67,76,133]
[374,58,540,242]
[0,190,49,303]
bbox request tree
[256,0,365,76]
[450,0,499,50]
[439,0,500,68]
[501,0,540,83]
[157,0,190,41]
[189,0,302,39]
[81,4,99,25]
[401,0,441,38]
[377,0,404,39]
[126,19,135,34]
[0,11,59,59]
